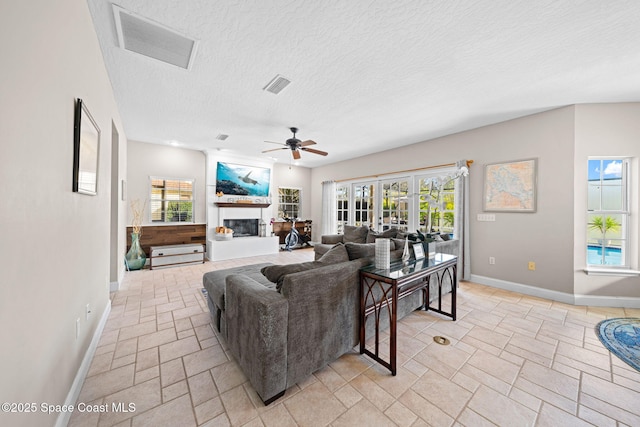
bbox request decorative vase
[402,237,411,264]
[375,238,391,269]
[125,232,147,271]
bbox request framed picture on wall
[483,158,537,212]
[73,98,100,195]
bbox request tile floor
[69,248,640,426]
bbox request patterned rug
[595,318,640,372]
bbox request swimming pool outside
[587,245,622,265]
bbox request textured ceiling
[87,0,640,167]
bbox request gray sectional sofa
[202,226,458,405]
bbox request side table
[359,254,457,375]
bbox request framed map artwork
[483,158,537,212]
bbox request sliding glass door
[352,182,376,228]
[380,178,410,231]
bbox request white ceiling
[87,0,640,168]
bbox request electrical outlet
[86,304,91,321]
[528,261,536,271]
[489,256,495,265]
[76,318,80,339]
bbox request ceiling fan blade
[299,139,316,147]
[262,147,288,153]
[264,141,284,145]
[301,147,328,156]
[292,149,301,160]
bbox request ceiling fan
[262,127,328,160]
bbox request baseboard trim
[55,300,111,427]
[470,275,576,305]
[110,268,125,292]
[470,275,640,308]
[574,294,640,309]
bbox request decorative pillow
[317,242,349,263]
[343,225,369,244]
[344,242,376,261]
[391,238,407,252]
[261,243,349,291]
[366,227,398,243]
[396,230,409,240]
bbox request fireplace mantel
[215,202,271,208]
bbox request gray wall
[127,140,207,225]
[0,0,126,425]
[311,105,640,301]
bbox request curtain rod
[335,160,474,183]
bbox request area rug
[595,318,640,372]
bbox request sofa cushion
[343,225,369,243]
[366,227,398,243]
[203,263,275,310]
[318,242,349,263]
[261,244,349,291]
[344,239,404,262]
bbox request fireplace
[223,219,258,237]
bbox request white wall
[127,140,206,225]
[573,103,640,298]
[0,0,126,425]
[312,107,577,295]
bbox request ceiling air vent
[113,5,198,70]
[216,134,229,141]
[263,75,291,94]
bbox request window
[336,185,349,234]
[150,178,194,223]
[278,187,301,219]
[418,176,455,234]
[587,158,629,267]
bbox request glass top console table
[359,253,457,375]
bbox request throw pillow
[317,242,349,263]
[261,243,349,291]
[344,242,376,261]
[343,225,369,243]
[396,230,409,240]
[366,227,398,243]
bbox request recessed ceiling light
[216,134,229,141]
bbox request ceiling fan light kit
[262,127,328,160]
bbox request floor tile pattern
[69,248,640,426]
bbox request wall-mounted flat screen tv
[215,162,271,197]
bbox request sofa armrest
[321,234,344,244]
[225,274,288,403]
[279,258,370,384]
